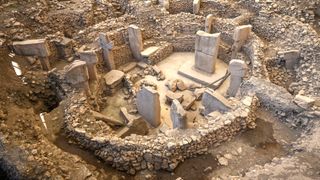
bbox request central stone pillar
[136,87,161,127]
[79,50,99,81]
[227,59,247,97]
[195,31,221,74]
[128,25,143,61]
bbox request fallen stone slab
[91,110,124,126]
[201,89,232,115]
[182,93,196,110]
[241,77,303,114]
[294,95,315,110]
[120,107,142,124]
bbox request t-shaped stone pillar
[79,50,99,81]
[128,25,143,61]
[64,60,91,96]
[136,87,161,127]
[227,59,247,97]
[205,14,214,33]
[13,39,51,71]
[170,99,187,129]
[231,25,252,59]
[99,33,115,70]
[195,31,221,74]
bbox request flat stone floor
[142,52,230,129]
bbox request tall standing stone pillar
[79,50,99,81]
[195,31,221,74]
[64,60,91,96]
[136,87,161,127]
[128,25,144,61]
[13,39,51,71]
[205,14,214,33]
[193,0,201,14]
[231,25,252,59]
[99,33,115,70]
[227,59,247,97]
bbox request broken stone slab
[194,88,206,100]
[99,32,115,70]
[195,31,220,74]
[166,91,184,105]
[13,39,51,57]
[116,118,149,138]
[137,62,148,69]
[141,46,159,58]
[278,50,300,69]
[120,107,142,124]
[170,100,187,129]
[181,93,196,110]
[120,62,137,73]
[136,87,161,127]
[193,0,201,14]
[201,89,232,115]
[294,94,315,110]
[104,70,125,88]
[91,110,124,126]
[128,25,143,60]
[227,59,247,97]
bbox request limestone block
[166,90,184,105]
[193,0,201,14]
[279,50,300,69]
[195,51,216,74]
[64,60,89,85]
[128,25,143,60]
[141,46,159,58]
[136,87,161,127]
[104,70,125,88]
[170,100,187,129]
[13,39,51,57]
[99,32,115,70]
[229,59,247,77]
[79,50,99,81]
[233,25,252,42]
[201,89,231,115]
[195,31,220,56]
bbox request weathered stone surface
[181,93,196,110]
[99,32,115,70]
[166,91,184,105]
[205,14,214,33]
[241,77,302,113]
[120,107,142,124]
[91,110,124,126]
[294,94,315,109]
[170,100,187,129]
[64,60,89,85]
[136,87,161,127]
[13,39,50,57]
[279,50,300,69]
[193,0,201,14]
[104,70,125,88]
[128,25,143,60]
[195,31,220,74]
[201,89,232,115]
[194,88,206,100]
[79,50,99,81]
[141,46,159,58]
[227,59,247,97]
[233,25,252,42]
